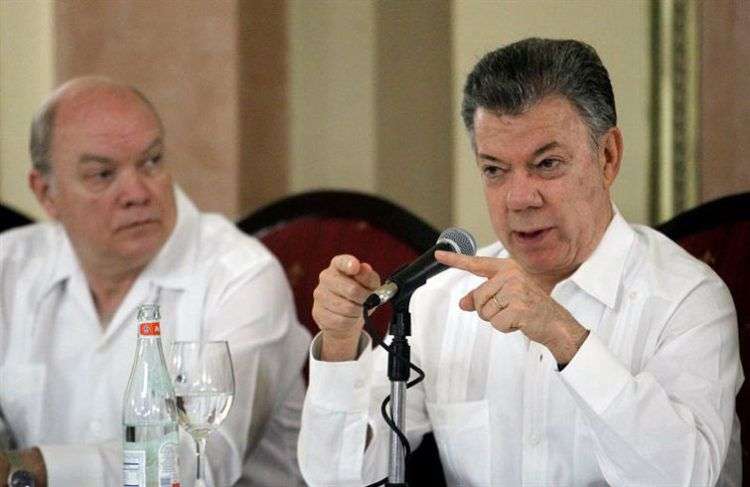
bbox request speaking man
[298,38,742,486]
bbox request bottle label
[158,440,180,487]
[139,322,161,336]
[123,449,146,487]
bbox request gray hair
[461,38,617,149]
[28,80,163,175]
[29,98,57,174]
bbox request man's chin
[511,252,562,276]
[115,238,165,267]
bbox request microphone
[363,227,476,309]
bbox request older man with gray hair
[0,77,310,486]
[298,38,742,486]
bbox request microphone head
[437,227,476,256]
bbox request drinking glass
[170,341,235,487]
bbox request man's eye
[482,165,506,179]
[537,158,561,170]
[145,154,162,168]
[91,169,114,180]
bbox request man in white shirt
[298,38,743,486]
[0,77,311,486]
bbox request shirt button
[91,420,102,435]
[529,433,541,445]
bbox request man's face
[39,87,176,272]
[473,96,620,282]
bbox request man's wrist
[3,448,46,487]
[320,330,362,362]
[0,451,9,482]
[5,449,33,486]
[547,319,590,365]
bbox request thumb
[331,254,362,276]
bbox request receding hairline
[49,76,163,129]
[30,77,164,174]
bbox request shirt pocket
[426,398,491,486]
[0,363,46,443]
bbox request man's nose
[117,167,151,207]
[506,172,542,211]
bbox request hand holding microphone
[363,228,476,310]
[312,228,476,362]
[312,255,382,361]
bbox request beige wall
[2,1,652,239]
[374,1,452,230]
[288,0,452,229]
[700,0,750,202]
[288,0,378,194]
[452,0,651,245]
[53,0,287,220]
[0,0,54,220]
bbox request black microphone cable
[362,303,425,487]
[357,228,474,486]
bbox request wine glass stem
[195,436,208,481]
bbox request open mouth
[513,228,551,243]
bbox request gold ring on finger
[491,294,508,311]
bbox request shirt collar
[138,186,201,290]
[41,185,201,298]
[564,207,634,309]
[42,223,80,298]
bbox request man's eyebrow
[532,141,562,157]
[78,137,163,165]
[141,137,163,157]
[476,141,561,164]
[79,154,114,165]
[476,152,505,164]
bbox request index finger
[435,250,509,278]
[353,262,381,291]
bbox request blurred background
[1,0,748,245]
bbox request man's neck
[532,204,615,295]
[533,271,570,295]
[83,265,144,326]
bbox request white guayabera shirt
[0,188,311,487]
[298,211,743,487]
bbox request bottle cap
[137,304,161,336]
[137,303,161,321]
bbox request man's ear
[599,126,623,189]
[29,169,59,219]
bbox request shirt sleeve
[35,253,309,487]
[38,441,115,486]
[298,331,432,486]
[559,276,742,486]
[195,254,311,487]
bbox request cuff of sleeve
[559,331,631,415]
[308,331,373,411]
[38,443,104,485]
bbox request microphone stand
[387,296,411,486]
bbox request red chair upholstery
[238,191,440,341]
[657,192,750,476]
[238,190,446,486]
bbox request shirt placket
[522,340,549,486]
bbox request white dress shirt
[0,188,311,487]
[298,212,743,486]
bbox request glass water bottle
[122,304,181,487]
